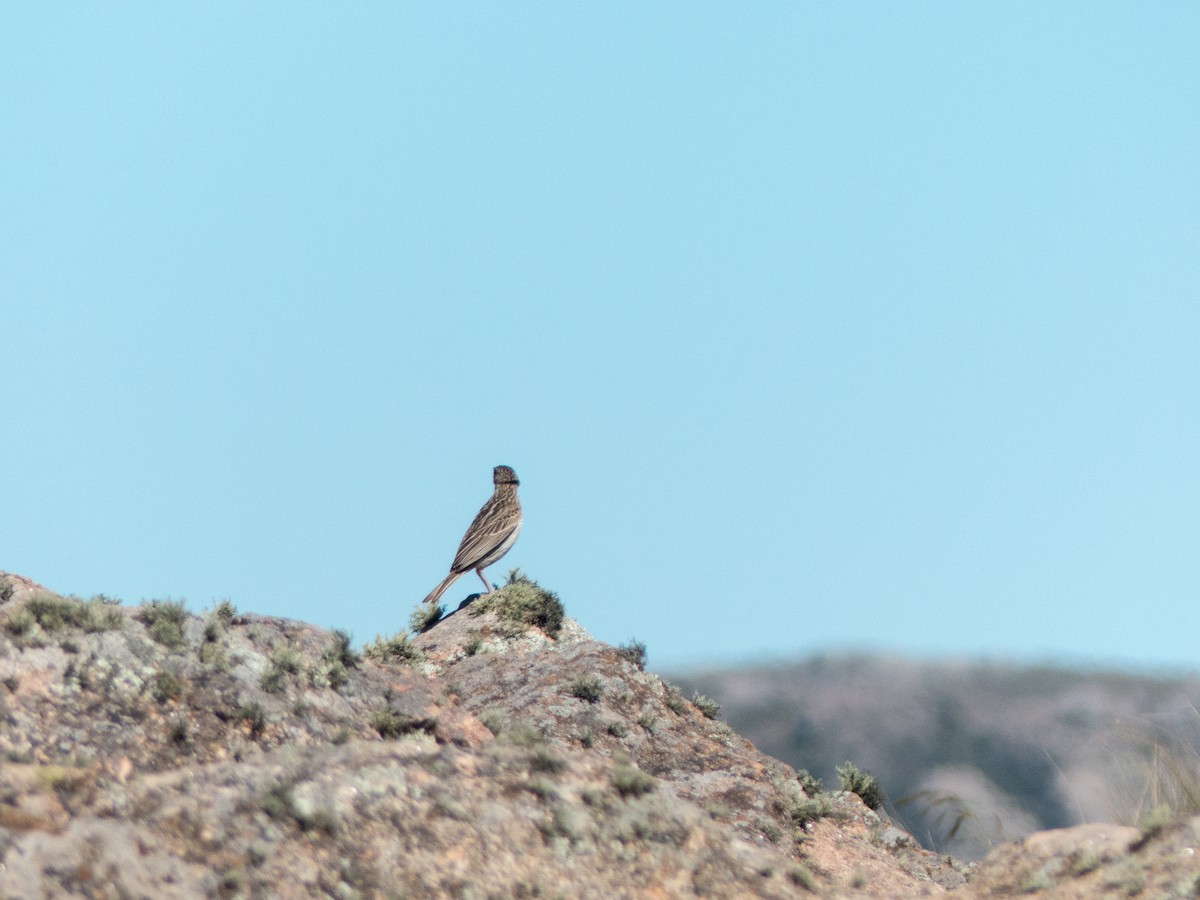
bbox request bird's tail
[423,570,461,606]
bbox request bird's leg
[475,567,493,593]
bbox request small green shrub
[691,692,720,720]
[16,595,124,635]
[479,708,506,735]
[796,769,823,796]
[789,793,834,825]
[1069,847,1102,876]
[235,703,267,738]
[463,630,483,656]
[758,819,783,843]
[788,865,818,891]
[23,596,80,632]
[498,721,545,747]
[617,639,647,670]
[611,760,656,798]
[324,629,360,669]
[409,603,444,634]
[468,570,564,638]
[81,597,125,632]
[371,709,437,739]
[260,668,286,694]
[663,684,688,715]
[5,607,35,637]
[212,599,237,627]
[565,676,604,703]
[775,771,833,826]
[261,642,302,693]
[151,671,183,703]
[198,619,229,670]
[315,630,360,690]
[363,632,423,665]
[529,748,566,775]
[169,719,190,744]
[262,781,295,821]
[272,643,302,674]
[138,600,188,649]
[837,761,885,811]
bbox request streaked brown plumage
[423,465,523,606]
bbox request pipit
[423,465,523,606]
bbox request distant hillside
[674,654,1200,860]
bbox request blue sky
[3,5,1197,671]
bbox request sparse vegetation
[0,581,13,604]
[198,618,229,670]
[758,819,783,843]
[479,708,506,735]
[788,792,834,827]
[539,804,586,844]
[370,709,437,739]
[663,684,688,715]
[463,630,483,656]
[151,671,183,703]
[498,721,546,748]
[529,747,566,775]
[212,599,237,626]
[260,668,285,694]
[410,602,443,634]
[691,692,720,720]
[525,776,559,803]
[611,759,656,798]
[774,771,833,827]
[234,703,267,739]
[796,769,823,796]
[315,629,360,690]
[787,865,818,892]
[1123,726,1200,836]
[4,607,35,639]
[262,781,296,821]
[1068,847,1103,876]
[1133,804,1175,850]
[565,675,604,703]
[467,569,564,638]
[363,631,423,666]
[24,596,81,632]
[837,761,884,811]
[138,599,188,650]
[6,595,124,643]
[617,639,647,670]
[169,719,189,744]
[261,642,303,693]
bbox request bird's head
[493,465,519,486]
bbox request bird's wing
[450,499,521,572]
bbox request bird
[422,465,523,606]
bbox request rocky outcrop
[3,570,1197,898]
[0,571,961,897]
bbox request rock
[23,569,1200,897]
